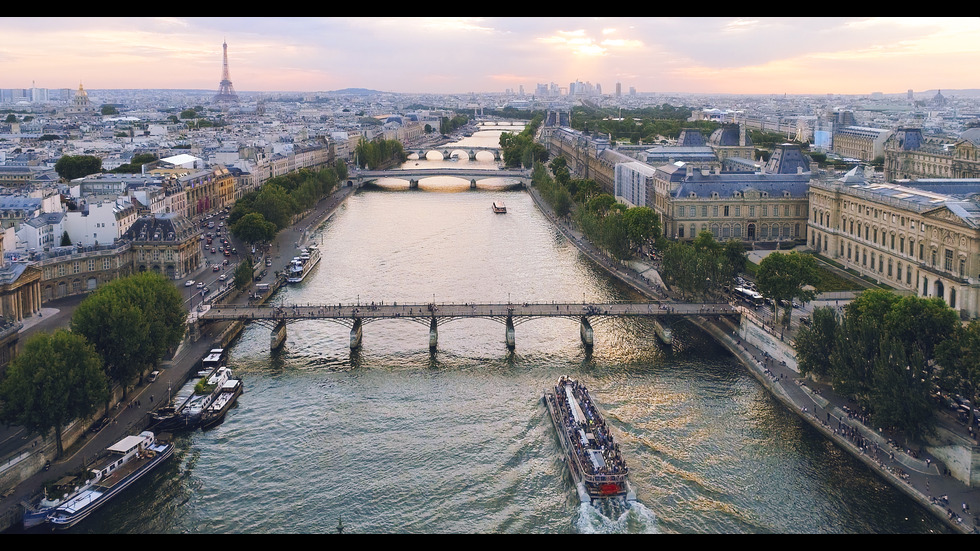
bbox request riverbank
[525,184,979,534]
[0,183,356,533]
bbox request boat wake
[575,500,659,534]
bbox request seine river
[73,126,949,533]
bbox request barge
[46,431,173,530]
[543,376,635,504]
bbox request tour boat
[200,377,244,430]
[46,431,174,530]
[492,202,507,214]
[287,244,321,284]
[543,376,635,504]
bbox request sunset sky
[1,17,977,96]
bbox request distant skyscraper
[214,40,239,103]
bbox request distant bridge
[192,300,737,351]
[350,167,531,188]
[413,145,503,161]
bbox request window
[724,205,730,216]
[945,249,953,271]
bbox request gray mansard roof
[657,163,809,199]
[122,212,198,243]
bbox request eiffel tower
[214,39,238,103]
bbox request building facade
[808,169,980,318]
[123,213,202,280]
[832,126,891,162]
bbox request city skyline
[0,17,978,96]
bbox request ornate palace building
[882,128,980,182]
[651,143,811,244]
[808,167,980,319]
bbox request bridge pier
[579,316,593,348]
[350,318,363,349]
[470,179,477,189]
[409,179,418,189]
[505,315,515,350]
[429,317,438,350]
[270,320,287,350]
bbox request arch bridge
[192,300,737,351]
[414,145,503,161]
[350,167,531,189]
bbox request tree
[54,155,102,181]
[755,252,819,326]
[794,306,840,380]
[60,231,71,246]
[0,330,108,457]
[937,320,980,427]
[234,256,254,291]
[231,212,278,245]
[70,272,185,395]
[870,336,934,443]
[622,206,661,255]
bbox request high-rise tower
[214,39,238,103]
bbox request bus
[734,286,765,307]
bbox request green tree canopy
[755,251,819,325]
[70,272,185,394]
[0,330,108,457]
[54,155,103,181]
[231,212,278,245]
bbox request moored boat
[287,243,321,284]
[149,365,232,432]
[46,431,174,530]
[543,376,635,504]
[22,474,93,529]
[200,377,244,430]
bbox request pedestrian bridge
[192,300,737,351]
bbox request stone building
[808,168,980,318]
[883,128,955,181]
[123,213,202,280]
[832,126,891,162]
[36,243,131,302]
[652,143,811,244]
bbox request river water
[71,125,949,533]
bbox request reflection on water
[60,125,952,534]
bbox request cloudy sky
[2,17,978,95]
